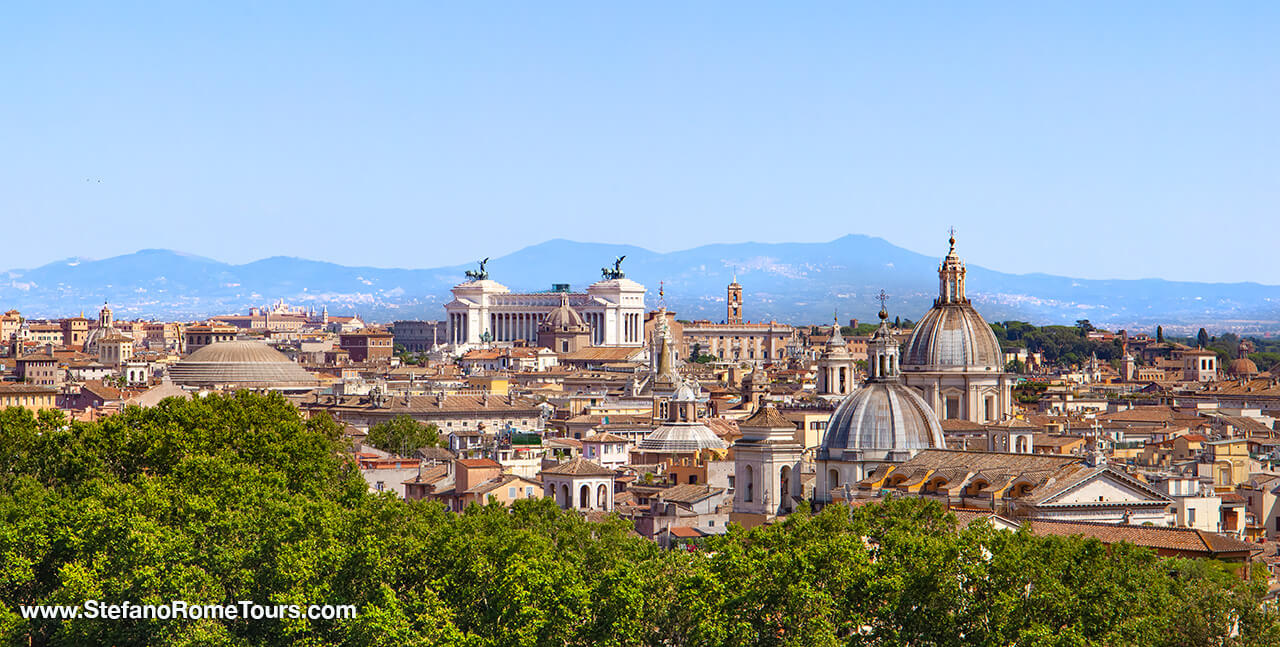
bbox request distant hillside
[4,236,1280,334]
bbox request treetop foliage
[365,415,442,456]
[2,394,1277,646]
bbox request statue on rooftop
[464,258,490,281]
[601,255,626,279]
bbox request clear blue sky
[4,3,1276,282]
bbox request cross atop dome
[877,289,890,319]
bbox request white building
[731,405,805,528]
[444,273,646,352]
[580,432,632,469]
[541,457,616,512]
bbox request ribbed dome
[1229,357,1259,377]
[541,293,588,331]
[820,382,944,461]
[184,340,292,363]
[170,341,317,389]
[902,303,1003,369]
[636,422,728,454]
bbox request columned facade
[445,277,645,351]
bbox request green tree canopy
[365,415,441,455]
[2,395,1277,646]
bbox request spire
[827,308,845,347]
[937,229,967,305]
[867,290,901,382]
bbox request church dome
[901,234,1003,370]
[636,421,728,454]
[1229,357,1259,378]
[541,292,588,331]
[169,341,317,390]
[821,305,944,462]
[820,382,945,461]
[902,303,1003,368]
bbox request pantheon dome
[169,341,318,391]
[816,306,944,501]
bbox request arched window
[579,484,591,509]
[1015,436,1029,453]
[744,465,754,502]
[597,484,609,510]
[561,484,570,509]
[779,465,792,512]
[828,469,840,489]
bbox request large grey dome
[902,303,1003,369]
[169,341,317,390]
[635,422,728,454]
[820,382,944,462]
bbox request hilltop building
[679,278,796,364]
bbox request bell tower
[727,273,743,324]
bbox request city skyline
[4,3,1277,282]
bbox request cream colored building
[900,235,1013,423]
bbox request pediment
[1040,471,1170,506]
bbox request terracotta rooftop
[739,405,796,430]
[667,526,706,538]
[657,484,725,505]
[541,457,615,477]
[582,432,631,444]
[1025,519,1259,557]
[457,458,501,469]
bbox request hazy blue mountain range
[4,236,1279,334]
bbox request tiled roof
[1025,519,1259,557]
[559,347,647,362]
[940,419,987,433]
[739,405,796,430]
[457,458,501,469]
[303,393,541,414]
[657,484,725,505]
[466,473,539,495]
[541,457,614,477]
[667,526,706,538]
[582,432,631,444]
[1097,407,1178,423]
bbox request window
[1188,508,1196,524]
[526,486,534,497]
[708,520,716,527]
[375,481,385,491]
[508,487,517,498]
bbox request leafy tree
[3,395,1277,646]
[366,415,441,455]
